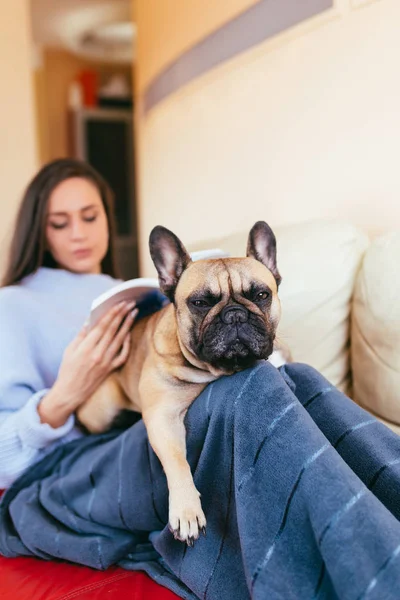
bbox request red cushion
[0,555,180,600]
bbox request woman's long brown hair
[2,158,119,287]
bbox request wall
[134,0,400,275]
[135,0,261,94]
[33,50,50,165]
[0,1,38,274]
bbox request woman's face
[45,177,109,274]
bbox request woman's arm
[0,295,137,488]
[0,289,80,488]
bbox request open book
[89,248,230,328]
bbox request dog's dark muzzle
[197,307,274,372]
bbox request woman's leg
[155,362,400,600]
[281,363,400,519]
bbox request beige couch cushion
[352,232,400,427]
[190,220,368,392]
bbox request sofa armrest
[352,232,400,431]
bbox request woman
[0,158,137,487]
[1,159,400,600]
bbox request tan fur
[77,255,283,544]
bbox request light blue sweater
[0,267,119,488]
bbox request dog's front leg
[142,404,206,546]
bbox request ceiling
[30,0,136,63]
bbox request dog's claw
[201,526,207,537]
[169,488,206,545]
[168,523,181,541]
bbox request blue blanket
[1,362,400,600]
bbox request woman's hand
[38,301,138,428]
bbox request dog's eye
[256,291,270,301]
[190,294,220,309]
[192,299,210,308]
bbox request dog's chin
[199,340,273,374]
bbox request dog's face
[175,258,280,373]
[149,222,282,374]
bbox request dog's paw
[168,488,207,546]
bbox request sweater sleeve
[0,288,76,489]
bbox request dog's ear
[149,226,192,301]
[247,221,282,287]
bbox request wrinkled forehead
[177,258,277,297]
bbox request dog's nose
[221,305,249,324]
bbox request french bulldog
[77,221,286,545]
